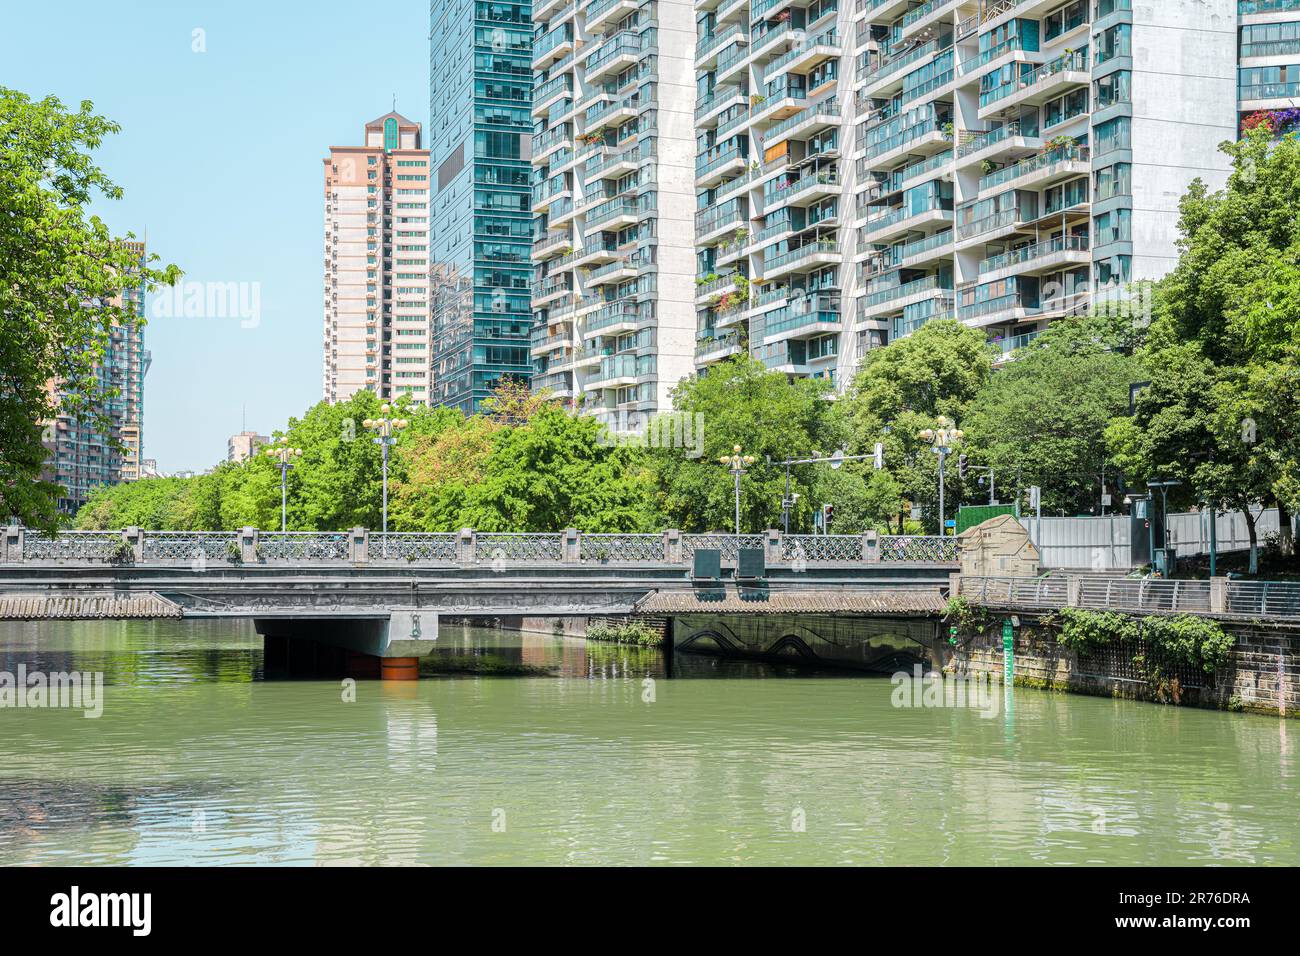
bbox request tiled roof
[0,592,182,620]
[634,587,946,615]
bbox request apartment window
[1044,87,1088,127]
[1095,162,1131,202]
[1240,65,1300,101]
[1095,116,1131,155]
[384,117,399,152]
[1095,254,1130,287]
[1045,177,1088,214]
[1095,23,1131,64]
[1094,207,1131,245]
[1095,70,1130,109]
[1045,0,1087,41]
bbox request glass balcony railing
[765,240,840,272]
[979,144,1090,191]
[860,274,951,310]
[763,294,842,337]
[865,229,953,273]
[956,119,1037,158]
[978,235,1089,275]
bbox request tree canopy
[1,88,181,529]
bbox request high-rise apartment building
[528,0,698,431]
[694,0,1240,383]
[323,113,432,405]
[428,0,536,414]
[44,241,149,514]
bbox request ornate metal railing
[781,534,863,563]
[141,531,238,563]
[475,533,566,564]
[373,533,458,563]
[258,531,349,562]
[23,531,122,561]
[879,535,958,562]
[579,533,665,563]
[3,528,963,568]
[681,534,766,562]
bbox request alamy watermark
[0,665,104,718]
[151,280,261,328]
[598,411,705,458]
[890,665,999,718]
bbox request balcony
[763,294,842,343]
[532,74,574,116]
[585,0,639,31]
[858,274,954,318]
[696,204,748,245]
[862,199,954,244]
[532,25,574,70]
[978,234,1090,280]
[584,299,641,337]
[763,240,841,279]
[900,0,962,40]
[992,328,1042,363]
[978,144,1090,195]
[586,353,654,390]
[531,274,574,306]
[955,120,1042,168]
[862,118,951,169]
[860,37,951,97]
[582,147,639,184]
[694,271,743,304]
[954,207,1027,249]
[763,97,840,150]
[695,332,744,364]
[695,144,748,187]
[957,289,1040,326]
[582,197,641,232]
[586,32,643,82]
[584,258,639,287]
[696,24,748,70]
[978,50,1090,118]
[767,169,841,208]
[764,30,840,84]
[860,226,953,272]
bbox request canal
[0,620,1296,865]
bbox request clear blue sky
[2,0,429,472]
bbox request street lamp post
[718,445,756,541]
[263,437,302,533]
[364,404,409,556]
[917,417,964,537]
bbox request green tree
[1106,129,1300,569]
[964,315,1142,516]
[838,320,993,532]
[652,356,841,533]
[0,89,181,529]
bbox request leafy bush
[1056,608,1234,674]
[586,619,662,647]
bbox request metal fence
[960,574,1300,621]
[1020,508,1291,570]
[2,528,961,568]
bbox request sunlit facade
[430,0,536,414]
[528,0,698,431]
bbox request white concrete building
[528,0,699,431]
[693,0,1244,384]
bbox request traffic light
[958,453,969,478]
[822,503,834,527]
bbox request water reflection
[0,620,1296,866]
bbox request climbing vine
[1056,608,1235,676]
[943,595,992,633]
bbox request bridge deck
[635,588,946,615]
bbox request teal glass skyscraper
[429,0,535,413]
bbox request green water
[0,620,1296,866]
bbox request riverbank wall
[951,617,1300,718]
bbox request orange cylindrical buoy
[380,656,420,681]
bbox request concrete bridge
[0,526,958,678]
